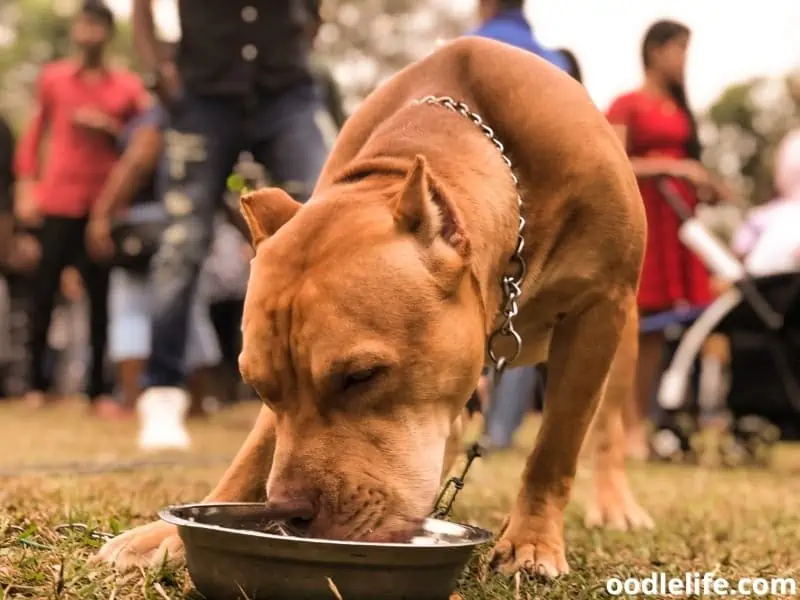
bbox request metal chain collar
[415,96,527,519]
[414,95,527,375]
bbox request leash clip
[430,442,484,519]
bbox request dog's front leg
[94,405,277,571]
[490,294,630,577]
[585,304,653,530]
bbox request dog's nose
[265,494,318,534]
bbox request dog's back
[318,37,645,318]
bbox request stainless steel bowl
[160,502,493,600]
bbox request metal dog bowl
[160,502,493,600]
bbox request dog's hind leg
[93,405,278,571]
[489,292,632,578]
[585,303,654,530]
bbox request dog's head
[238,156,486,541]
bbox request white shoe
[136,387,191,451]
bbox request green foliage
[0,0,136,131]
[0,0,470,128]
[315,0,470,114]
[701,72,800,207]
[1,0,797,210]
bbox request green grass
[1,400,799,599]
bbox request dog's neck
[332,102,521,335]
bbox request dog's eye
[341,367,384,392]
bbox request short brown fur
[96,38,651,578]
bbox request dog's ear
[392,155,470,258]
[240,187,302,248]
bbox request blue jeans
[484,366,546,448]
[144,84,329,388]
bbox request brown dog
[96,37,652,577]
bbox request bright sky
[107,0,799,112]
[527,0,800,111]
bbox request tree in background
[701,72,800,209]
[315,0,799,213]
[315,0,470,116]
[2,0,798,212]
[0,0,135,130]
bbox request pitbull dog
[96,37,651,577]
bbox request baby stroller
[645,178,800,465]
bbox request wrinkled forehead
[239,240,437,393]
[243,239,435,343]
[318,250,436,331]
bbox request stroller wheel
[736,414,769,435]
[651,428,682,462]
[719,433,749,468]
[762,424,782,444]
[650,426,696,463]
[727,415,780,467]
[735,415,781,445]
[675,413,700,439]
[650,412,698,463]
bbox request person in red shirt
[606,20,726,458]
[14,0,149,410]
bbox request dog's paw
[584,469,654,531]
[488,516,569,578]
[91,521,183,572]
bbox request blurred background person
[131,0,331,443]
[469,0,570,451]
[606,20,726,459]
[731,128,800,276]
[47,266,91,399]
[0,113,41,399]
[558,48,583,83]
[13,0,149,411]
[306,0,348,137]
[202,215,253,409]
[0,113,16,392]
[192,4,351,411]
[471,0,569,71]
[0,114,14,270]
[85,45,223,420]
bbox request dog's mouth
[265,514,425,544]
[354,517,427,543]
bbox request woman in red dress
[606,20,724,458]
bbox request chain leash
[430,442,484,519]
[415,96,527,517]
